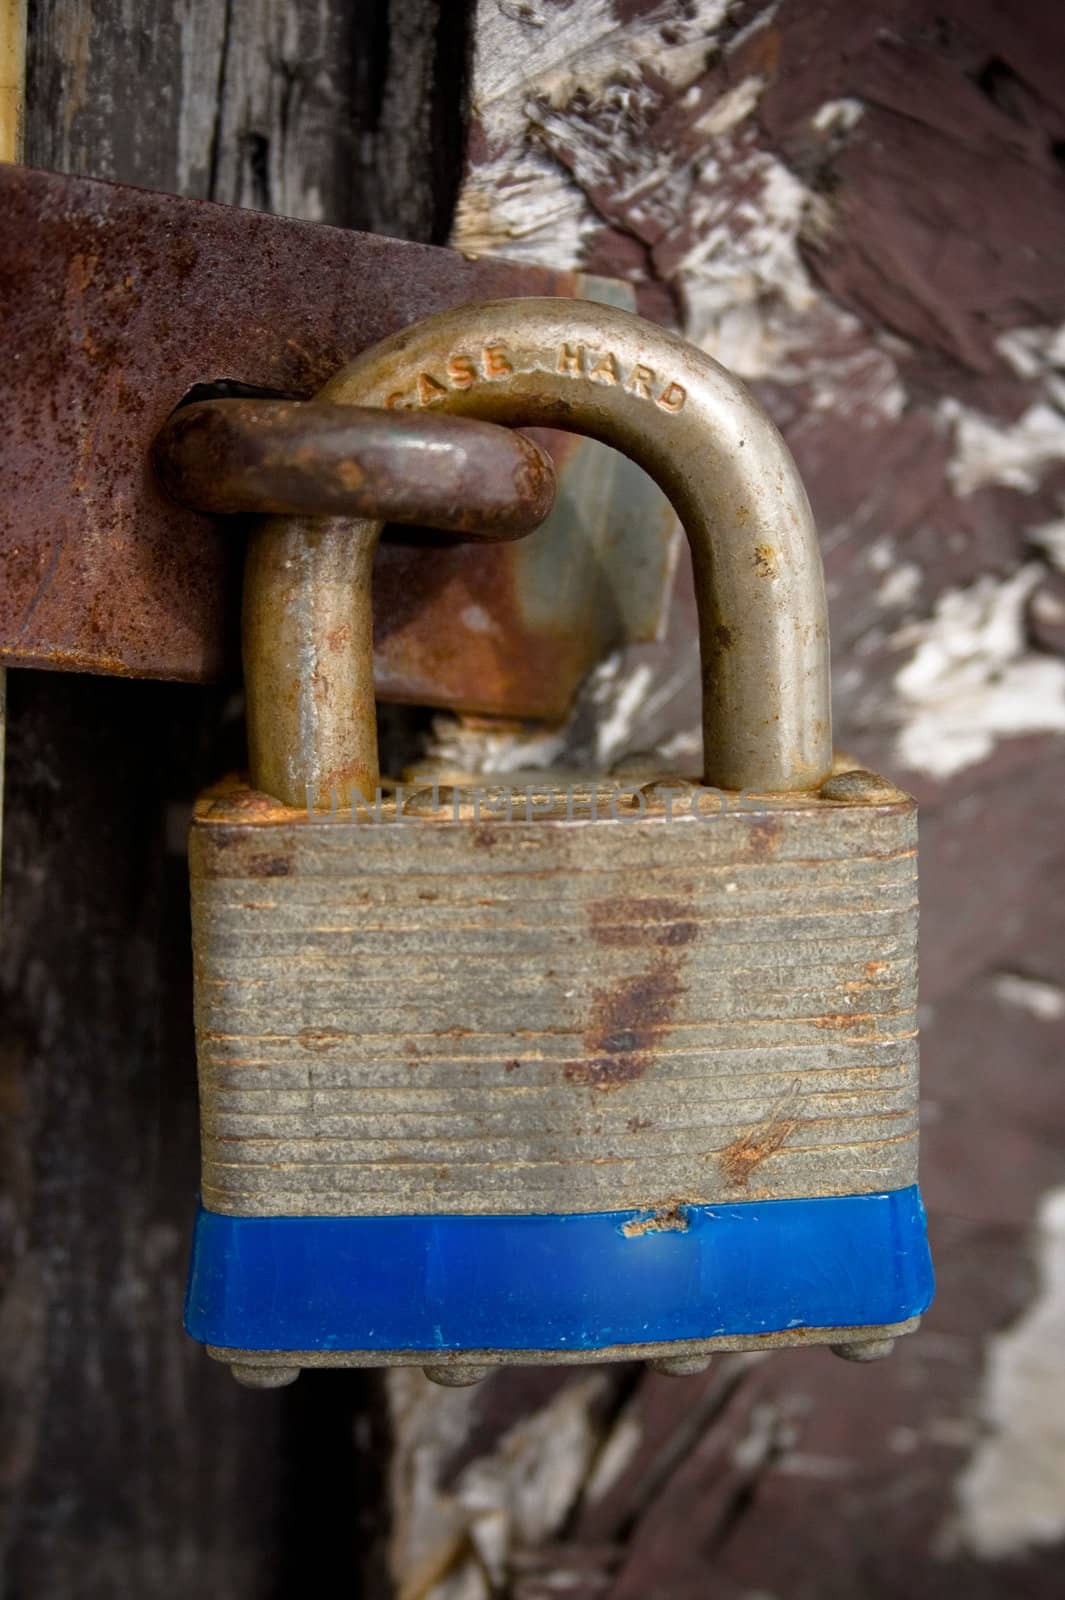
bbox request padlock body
[185,778,933,1374]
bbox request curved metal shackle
[244,299,832,810]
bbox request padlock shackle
[244,299,832,809]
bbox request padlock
[184,299,933,1387]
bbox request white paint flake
[995,321,1065,382]
[955,1187,1065,1558]
[451,145,601,266]
[472,0,731,154]
[811,97,865,135]
[695,74,766,137]
[726,3,780,56]
[421,713,568,776]
[866,538,896,574]
[454,0,732,263]
[583,1411,643,1503]
[945,399,1065,497]
[876,561,921,610]
[460,604,502,636]
[1028,516,1065,573]
[992,973,1065,1022]
[892,565,1065,778]
[590,659,655,768]
[670,133,904,415]
[387,1369,611,1599]
[675,145,818,359]
[458,1376,608,1576]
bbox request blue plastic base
[185,1187,933,1354]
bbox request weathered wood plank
[3,1,461,1594]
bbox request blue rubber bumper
[185,1187,933,1353]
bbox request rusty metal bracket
[153,401,556,536]
[0,165,676,718]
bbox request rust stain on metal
[0,164,583,693]
[747,814,785,861]
[620,1204,690,1238]
[296,1031,346,1052]
[721,1084,803,1189]
[812,1012,876,1034]
[564,970,685,1092]
[242,852,293,878]
[563,894,697,1089]
[153,400,556,537]
[586,896,698,950]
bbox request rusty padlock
[184,300,933,1387]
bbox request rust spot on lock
[297,1029,345,1052]
[586,897,697,950]
[326,623,353,652]
[564,969,684,1090]
[243,853,292,878]
[621,1204,690,1238]
[564,894,698,1089]
[721,1083,802,1188]
[747,814,784,862]
[812,1012,876,1035]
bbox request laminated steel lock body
[185,300,933,1386]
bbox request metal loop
[153,399,555,538]
[245,300,833,809]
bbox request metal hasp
[186,301,932,1385]
[245,298,833,809]
[153,400,557,536]
[0,165,673,719]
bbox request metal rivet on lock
[183,300,933,1385]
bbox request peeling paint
[591,659,655,768]
[892,566,1065,778]
[694,74,766,137]
[1028,516,1065,574]
[955,1187,1065,1559]
[387,1370,611,1599]
[726,3,780,57]
[996,322,1065,382]
[452,145,599,264]
[876,561,921,611]
[992,974,1065,1022]
[583,1410,643,1503]
[421,712,568,776]
[454,2,736,263]
[459,1376,609,1571]
[945,399,1065,497]
[471,0,730,149]
[811,97,864,136]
